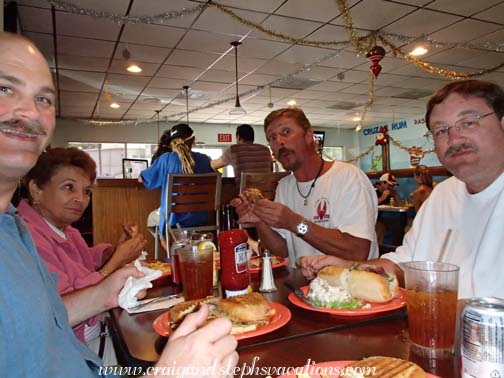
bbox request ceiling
[13,0,504,129]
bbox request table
[109,267,459,377]
[378,205,414,245]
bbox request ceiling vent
[175,89,208,100]
[327,101,361,110]
[392,89,433,99]
[275,77,321,90]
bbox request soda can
[461,297,504,378]
[170,241,185,284]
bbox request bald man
[0,32,237,377]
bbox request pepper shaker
[259,250,277,293]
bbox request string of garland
[388,135,435,154]
[377,34,504,80]
[344,144,376,164]
[47,0,208,24]
[356,73,376,131]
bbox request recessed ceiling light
[287,99,297,106]
[127,64,142,73]
[409,46,428,56]
[352,116,361,121]
[110,102,120,109]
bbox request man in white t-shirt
[232,108,378,264]
[299,80,504,299]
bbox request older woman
[17,147,145,363]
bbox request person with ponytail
[140,124,213,247]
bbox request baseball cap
[379,173,398,186]
[168,123,193,141]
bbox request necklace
[296,159,325,206]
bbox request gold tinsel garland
[388,135,435,154]
[344,144,376,164]
[356,73,376,131]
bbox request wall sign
[218,133,232,143]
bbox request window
[323,146,344,161]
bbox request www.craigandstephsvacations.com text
[98,357,377,377]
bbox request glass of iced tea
[177,245,214,301]
[403,261,459,358]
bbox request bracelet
[99,268,110,278]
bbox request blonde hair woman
[411,165,434,211]
[140,124,213,247]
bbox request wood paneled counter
[91,178,238,259]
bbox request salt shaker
[259,250,277,293]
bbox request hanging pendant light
[183,85,190,125]
[267,86,274,108]
[229,41,247,115]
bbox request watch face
[297,221,308,235]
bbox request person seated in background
[374,172,398,205]
[139,123,213,250]
[300,79,504,299]
[0,32,237,376]
[232,108,378,263]
[411,164,434,212]
[18,147,146,363]
[150,127,172,164]
[211,124,273,186]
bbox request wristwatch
[296,218,309,237]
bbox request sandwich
[317,264,399,303]
[240,188,264,203]
[340,356,426,378]
[169,292,275,334]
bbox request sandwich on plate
[307,264,399,309]
[340,356,426,378]
[169,292,275,334]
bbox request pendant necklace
[296,159,325,206]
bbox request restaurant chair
[238,171,291,229]
[163,172,222,252]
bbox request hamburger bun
[341,356,426,378]
[317,264,398,303]
[240,188,264,203]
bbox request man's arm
[63,266,143,326]
[253,199,371,260]
[211,157,226,170]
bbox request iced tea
[178,246,213,300]
[406,289,458,349]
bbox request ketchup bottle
[219,206,249,297]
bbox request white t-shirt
[276,161,378,265]
[382,173,504,299]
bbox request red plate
[215,256,289,272]
[277,360,440,377]
[153,302,291,340]
[248,256,289,273]
[288,287,406,316]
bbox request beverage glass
[177,245,214,301]
[403,261,459,358]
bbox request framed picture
[122,158,148,179]
[313,131,325,149]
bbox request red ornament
[366,45,386,78]
[375,126,389,145]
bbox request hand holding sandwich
[155,304,239,377]
[299,255,350,280]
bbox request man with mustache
[0,32,237,376]
[299,80,504,299]
[232,107,378,264]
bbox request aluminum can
[461,297,504,378]
[170,241,185,284]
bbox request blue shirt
[0,205,102,377]
[140,151,213,232]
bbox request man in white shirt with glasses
[300,80,504,299]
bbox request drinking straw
[438,228,454,262]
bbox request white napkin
[118,252,163,310]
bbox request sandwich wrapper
[118,252,164,312]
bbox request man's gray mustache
[278,147,293,156]
[444,143,477,158]
[0,119,47,136]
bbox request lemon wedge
[197,240,216,251]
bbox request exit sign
[218,133,232,143]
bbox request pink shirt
[17,199,112,342]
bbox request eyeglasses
[425,112,495,143]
